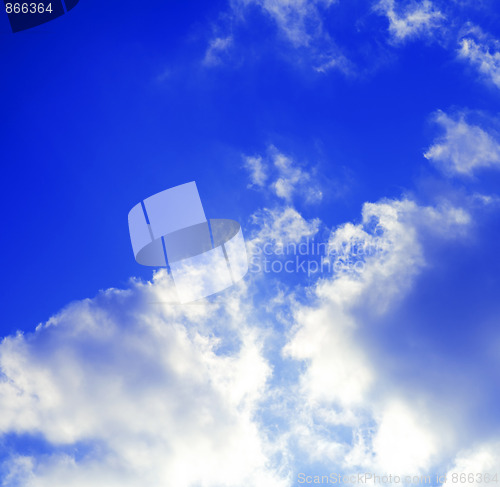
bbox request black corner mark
[3,0,80,33]
[63,0,78,12]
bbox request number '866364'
[5,3,53,14]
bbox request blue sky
[1,0,500,485]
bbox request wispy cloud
[231,0,337,48]
[250,206,320,248]
[424,110,500,176]
[243,146,323,204]
[203,0,351,73]
[458,26,500,89]
[375,0,445,43]
[203,35,234,66]
[244,155,268,188]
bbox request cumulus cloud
[424,110,500,176]
[283,197,470,475]
[0,275,288,487]
[375,0,445,43]
[445,441,500,486]
[243,147,323,203]
[1,173,498,486]
[370,399,442,473]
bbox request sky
[1,0,500,485]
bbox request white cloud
[314,56,343,73]
[0,276,288,487]
[243,147,323,203]
[458,28,500,89]
[273,152,321,203]
[282,197,470,474]
[207,0,352,74]
[244,155,268,187]
[203,36,233,66]
[424,110,500,176]
[250,206,320,249]
[371,400,439,473]
[1,174,497,486]
[375,0,445,43]
[231,0,337,48]
[445,441,500,486]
